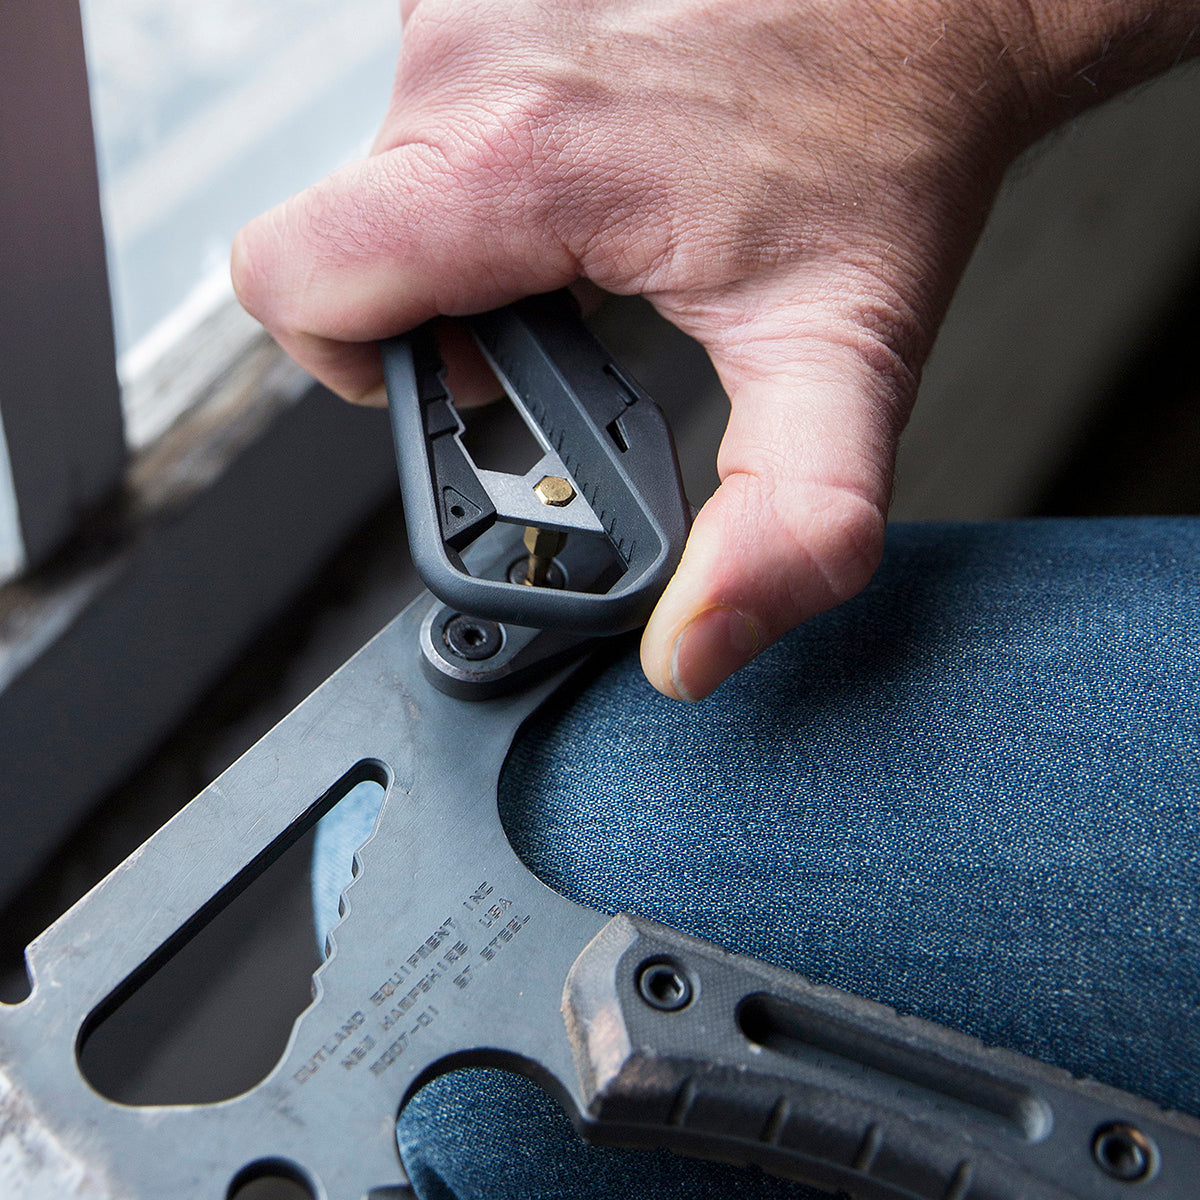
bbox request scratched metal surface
[0,593,605,1199]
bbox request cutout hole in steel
[0,955,32,1006]
[457,391,545,477]
[227,1158,315,1200]
[607,417,630,453]
[76,764,387,1106]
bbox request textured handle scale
[562,915,1200,1200]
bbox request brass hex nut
[533,475,575,506]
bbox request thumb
[640,314,912,701]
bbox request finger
[640,312,913,701]
[400,0,421,24]
[433,281,604,407]
[276,319,505,411]
[231,147,577,400]
[435,320,506,407]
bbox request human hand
[233,0,1197,699]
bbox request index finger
[230,145,577,400]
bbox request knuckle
[794,484,887,604]
[805,288,926,440]
[302,170,399,262]
[725,466,887,617]
[229,227,262,317]
[419,96,563,235]
[230,210,291,326]
[229,192,364,332]
[828,286,922,380]
[758,465,887,608]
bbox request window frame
[0,0,402,911]
[0,0,126,574]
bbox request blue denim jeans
[313,519,1200,1199]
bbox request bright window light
[81,0,400,444]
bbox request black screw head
[1092,1123,1157,1182]
[636,959,694,1012]
[443,615,504,661]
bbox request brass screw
[533,475,575,506]
[522,525,567,587]
[522,476,574,586]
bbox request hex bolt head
[523,478,573,586]
[533,475,575,506]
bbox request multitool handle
[382,291,691,635]
[564,915,1200,1200]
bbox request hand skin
[233,0,1200,701]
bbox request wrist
[1009,2,1200,130]
[849,0,1200,211]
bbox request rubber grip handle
[562,915,1200,1200]
[382,292,691,634]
